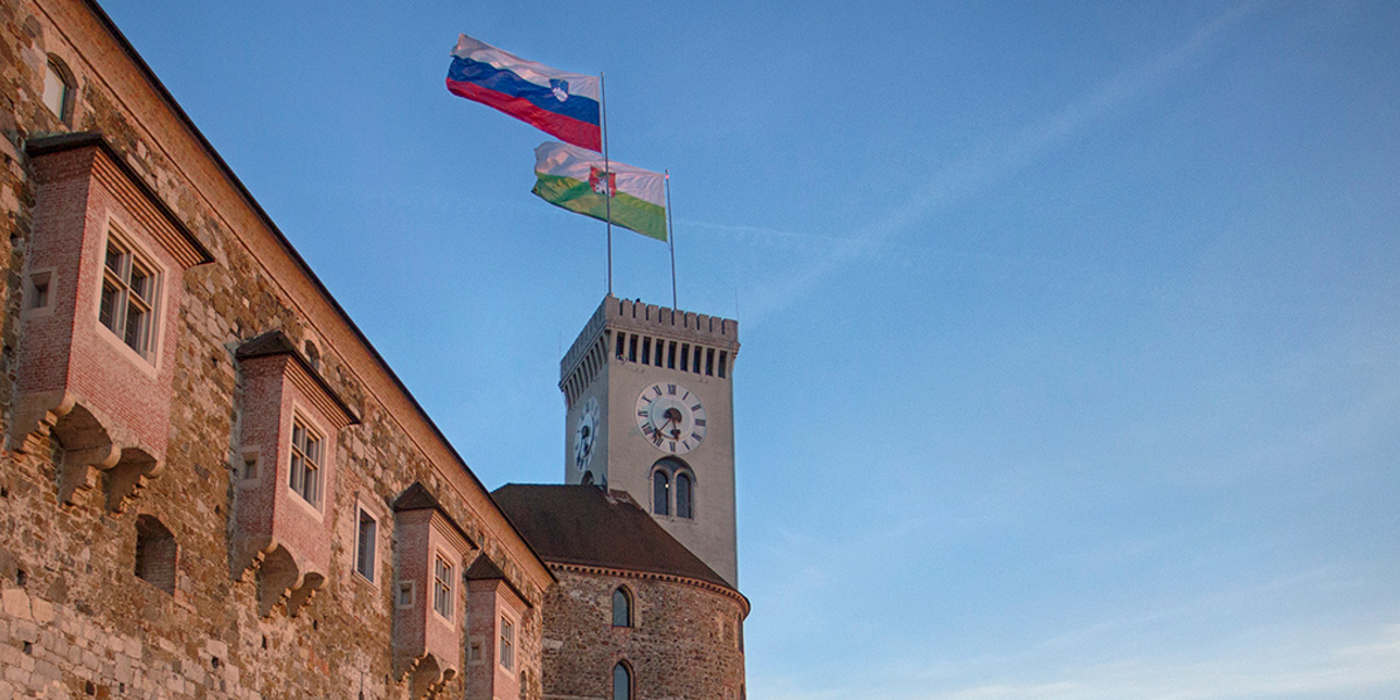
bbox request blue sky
[100,1,1400,697]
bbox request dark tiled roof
[234,330,298,360]
[393,481,443,512]
[234,330,361,425]
[465,554,505,581]
[491,484,732,590]
[393,482,475,550]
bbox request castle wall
[0,1,551,698]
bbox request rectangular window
[628,334,638,362]
[668,341,677,369]
[680,344,690,372]
[99,236,159,358]
[27,272,50,310]
[693,346,703,373]
[641,337,651,365]
[615,332,626,360]
[433,555,453,618]
[499,616,515,670]
[718,351,728,379]
[396,581,415,608]
[289,418,323,508]
[355,508,377,581]
[706,348,715,376]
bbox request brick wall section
[541,568,746,700]
[0,0,551,698]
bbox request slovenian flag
[447,34,602,152]
[531,142,667,242]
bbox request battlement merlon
[560,296,741,383]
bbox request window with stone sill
[288,417,323,508]
[499,615,515,671]
[432,554,453,618]
[99,233,160,360]
[355,506,377,582]
[396,580,415,609]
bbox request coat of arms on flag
[550,79,570,102]
[589,166,616,196]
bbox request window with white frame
[432,554,453,618]
[499,615,515,670]
[99,234,159,358]
[355,507,377,581]
[288,418,323,507]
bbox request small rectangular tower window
[615,332,626,360]
[27,271,50,310]
[628,335,638,362]
[641,337,651,365]
[705,348,715,376]
[668,341,677,369]
[718,351,728,379]
[680,344,690,372]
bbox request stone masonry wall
[0,1,548,698]
[541,568,746,700]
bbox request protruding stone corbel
[398,654,453,700]
[254,543,326,618]
[10,390,77,455]
[57,442,120,505]
[105,448,162,513]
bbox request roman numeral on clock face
[667,384,677,395]
[694,419,706,427]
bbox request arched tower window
[43,56,74,122]
[675,471,694,519]
[652,470,669,515]
[612,662,632,700]
[651,458,695,519]
[612,586,633,627]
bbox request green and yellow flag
[531,142,667,241]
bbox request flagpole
[600,72,613,297]
[665,170,677,310]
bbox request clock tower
[560,296,741,586]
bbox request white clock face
[573,397,599,472]
[635,382,706,454]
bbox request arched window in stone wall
[134,515,176,594]
[612,661,632,700]
[43,55,74,123]
[652,470,669,516]
[612,586,633,627]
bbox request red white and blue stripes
[447,34,602,151]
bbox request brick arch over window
[134,514,176,594]
[42,54,75,122]
[612,585,633,627]
[612,660,633,700]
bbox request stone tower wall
[540,567,747,700]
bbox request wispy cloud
[729,2,1259,326]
